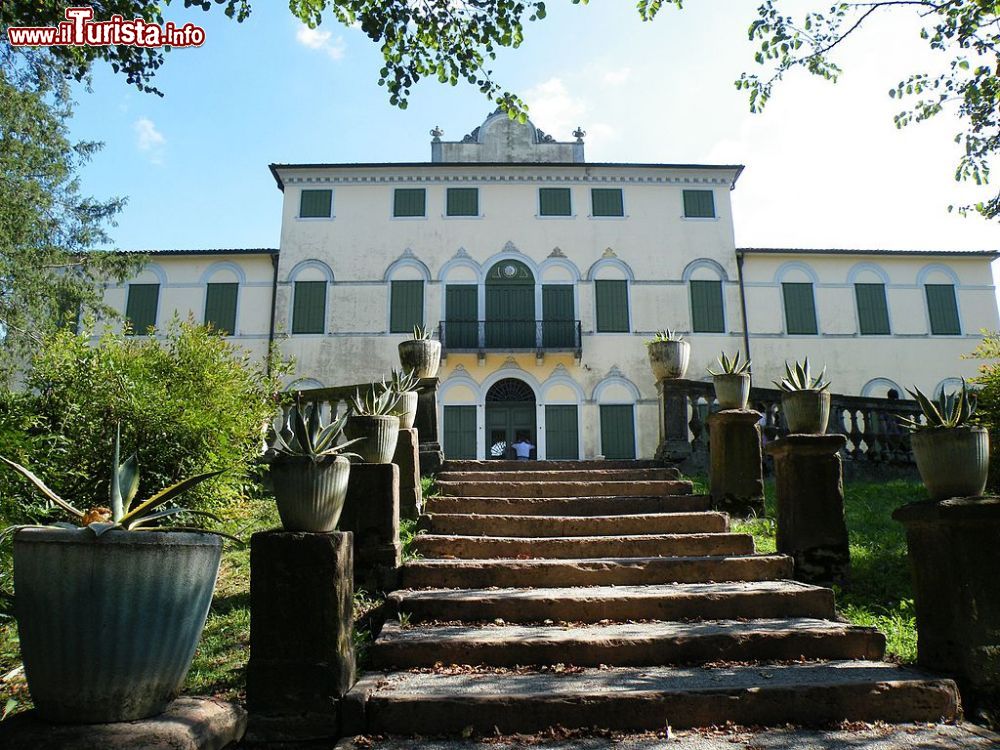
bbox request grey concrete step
[389,580,836,623]
[436,468,682,483]
[343,662,959,735]
[420,512,729,537]
[399,554,794,589]
[424,494,712,517]
[412,533,755,560]
[436,479,693,499]
[371,618,887,669]
[439,460,669,473]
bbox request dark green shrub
[966,331,1000,491]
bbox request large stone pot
[345,415,400,464]
[395,390,418,430]
[398,340,441,379]
[14,527,222,723]
[647,340,690,381]
[781,390,831,434]
[713,373,750,410]
[270,455,351,532]
[911,426,989,500]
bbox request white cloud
[523,78,618,149]
[601,67,631,86]
[134,117,165,164]
[296,24,345,60]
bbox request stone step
[412,533,755,560]
[435,468,681,483]
[436,480,692,499]
[419,512,729,537]
[399,554,793,589]
[371,618,888,669]
[438,460,668,473]
[389,581,836,623]
[424,494,711,517]
[344,662,959,735]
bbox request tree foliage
[966,330,1000,489]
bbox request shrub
[966,330,1000,491]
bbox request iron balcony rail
[438,320,582,356]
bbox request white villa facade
[104,112,999,461]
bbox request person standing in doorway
[511,433,534,461]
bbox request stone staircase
[343,461,960,736]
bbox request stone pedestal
[394,427,423,520]
[766,434,850,585]
[247,531,355,741]
[341,463,401,591]
[415,378,443,474]
[893,496,1000,722]
[654,379,693,463]
[708,409,765,518]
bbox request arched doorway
[486,260,535,348]
[486,378,536,459]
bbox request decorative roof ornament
[548,247,566,258]
[535,128,555,143]
[602,247,618,258]
[501,356,523,370]
[502,240,523,255]
[606,365,625,379]
[548,363,569,377]
[573,126,586,143]
[399,247,416,258]
[453,246,470,258]
[461,126,481,143]
[430,126,444,142]
[449,364,470,377]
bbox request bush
[966,331,1000,491]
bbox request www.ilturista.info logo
[7,7,205,48]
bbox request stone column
[341,463,401,592]
[654,379,692,462]
[247,531,355,743]
[415,377,443,474]
[708,409,764,517]
[394,427,423,521]
[893,496,1000,721]
[765,434,850,585]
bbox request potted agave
[899,379,989,500]
[775,358,831,434]
[398,325,441,379]
[708,351,752,410]
[265,403,363,532]
[389,367,420,430]
[646,329,690,381]
[0,428,229,723]
[344,382,401,464]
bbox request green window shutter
[854,283,891,335]
[445,284,478,348]
[390,280,425,333]
[539,188,572,216]
[595,279,629,333]
[690,280,725,333]
[446,188,479,216]
[591,188,624,217]
[782,282,818,335]
[204,282,238,335]
[125,283,159,335]
[683,189,715,218]
[393,188,425,217]
[292,280,327,334]
[545,405,579,460]
[600,404,636,459]
[542,285,576,347]
[443,405,477,459]
[926,284,961,335]
[299,189,332,218]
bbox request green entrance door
[485,378,537,459]
[485,260,535,349]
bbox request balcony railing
[439,320,582,358]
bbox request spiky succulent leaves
[901,379,977,431]
[129,507,223,529]
[306,402,324,452]
[118,471,224,529]
[0,456,84,519]
[292,405,312,455]
[412,324,432,341]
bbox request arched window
[593,372,640,459]
[919,265,962,336]
[385,255,430,334]
[288,260,333,335]
[124,264,166,336]
[776,263,819,335]
[848,265,891,336]
[683,259,728,333]
[201,263,244,336]
[588,257,633,334]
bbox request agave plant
[898,379,977,431]
[350,381,401,416]
[268,402,364,461]
[647,329,684,345]
[411,324,433,341]
[0,425,227,538]
[708,351,752,376]
[388,367,420,395]
[774,358,830,392]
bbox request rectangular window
[690,280,725,333]
[591,188,624,217]
[855,283,891,335]
[393,188,426,217]
[542,284,576,348]
[446,187,479,217]
[683,189,716,218]
[204,282,238,335]
[125,283,159,335]
[443,405,477,459]
[545,405,579,460]
[782,282,818,335]
[926,284,961,335]
[600,404,636,460]
[445,284,479,348]
[292,280,327,334]
[390,280,424,333]
[299,189,332,218]
[539,187,572,216]
[595,279,629,333]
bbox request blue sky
[62,1,999,252]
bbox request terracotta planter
[395,390,418,430]
[14,527,221,723]
[345,415,400,463]
[911,426,989,500]
[398,340,441,379]
[270,455,351,532]
[713,373,750,410]
[781,390,831,434]
[647,340,690,381]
